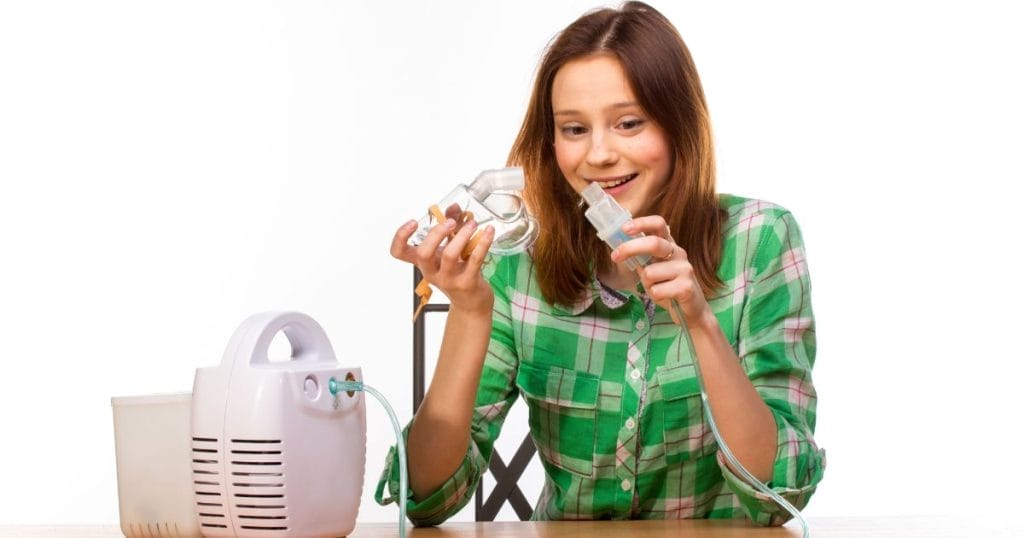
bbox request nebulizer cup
[407,167,538,255]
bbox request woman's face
[551,54,673,218]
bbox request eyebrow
[553,101,640,116]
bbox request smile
[593,173,638,189]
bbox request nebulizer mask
[407,167,537,255]
[407,167,538,320]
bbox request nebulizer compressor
[111,312,373,538]
[110,167,538,538]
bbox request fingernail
[445,218,456,229]
[405,220,417,229]
[622,221,634,232]
[467,219,478,230]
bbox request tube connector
[329,377,363,396]
[467,167,525,200]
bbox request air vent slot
[124,522,187,537]
[191,437,227,530]
[230,439,288,533]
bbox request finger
[648,282,698,317]
[464,225,495,271]
[390,220,420,262]
[636,264,663,296]
[658,239,677,261]
[417,217,456,266]
[610,234,661,263]
[622,215,670,238]
[639,259,692,285]
[439,218,477,271]
[454,212,475,238]
[645,276,674,301]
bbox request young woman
[381,1,824,526]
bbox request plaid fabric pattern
[377,194,825,526]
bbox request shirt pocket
[657,364,713,464]
[516,360,600,478]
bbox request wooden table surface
[2,517,1021,537]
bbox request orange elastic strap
[412,205,483,322]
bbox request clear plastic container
[111,392,201,538]
[581,182,650,270]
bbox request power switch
[303,375,320,400]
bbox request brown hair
[508,1,726,308]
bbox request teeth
[597,174,636,189]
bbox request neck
[597,261,639,292]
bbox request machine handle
[223,311,338,369]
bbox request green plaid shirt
[377,194,825,526]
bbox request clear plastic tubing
[581,183,809,538]
[667,299,809,537]
[332,379,408,538]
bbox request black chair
[412,267,536,521]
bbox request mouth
[590,173,638,190]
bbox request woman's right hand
[393,215,497,501]
[391,215,496,315]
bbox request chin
[621,198,645,216]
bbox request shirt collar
[558,271,634,316]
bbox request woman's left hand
[611,215,711,327]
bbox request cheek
[553,141,578,176]
[631,135,673,178]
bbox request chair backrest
[412,267,535,521]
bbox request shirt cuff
[374,425,488,527]
[717,410,826,526]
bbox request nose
[585,130,618,168]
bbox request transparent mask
[407,167,538,256]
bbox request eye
[619,118,645,131]
[559,124,588,137]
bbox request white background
[1,0,1022,526]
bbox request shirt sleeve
[374,255,521,527]
[718,210,826,526]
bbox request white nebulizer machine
[112,311,412,538]
[190,312,367,537]
[580,182,810,538]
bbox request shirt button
[621,479,633,491]
[630,369,642,380]
[635,319,646,331]
[625,417,636,430]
